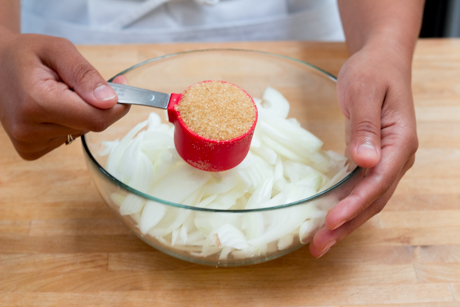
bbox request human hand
[0,30,129,160]
[309,44,418,257]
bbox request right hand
[308,42,418,258]
[0,30,130,160]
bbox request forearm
[311,0,424,258]
[0,0,20,33]
[338,0,424,65]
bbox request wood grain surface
[1,39,460,306]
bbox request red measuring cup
[109,80,258,172]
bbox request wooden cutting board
[1,39,460,306]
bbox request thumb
[338,77,384,168]
[348,101,382,168]
[41,39,117,109]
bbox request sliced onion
[102,87,351,260]
[261,86,290,119]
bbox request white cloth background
[21,0,345,44]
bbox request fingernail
[357,142,377,156]
[301,234,313,244]
[332,220,345,230]
[94,84,116,101]
[318,240,336,258]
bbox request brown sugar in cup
[166,80,258,172]
[177,81,256,141]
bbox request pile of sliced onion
[101,87,350,260]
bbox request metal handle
[108,82,171,109]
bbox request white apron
[21,0,344,44]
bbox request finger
[16,132,85,160]
[10,123,85,155]
[325,139,407,231]
[14,122,84,144]
[338,80,384,168]
[309,179,400,258]
[325,104,417,230]
[112,75,128,85]
[34,80,129,132]
[19,146,57,161]
[38,38,117,109]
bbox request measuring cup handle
[167,93,183,123]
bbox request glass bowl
[82,49,363,267]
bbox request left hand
[309,43,418,257]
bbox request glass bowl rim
[81,48,360,213]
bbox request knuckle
[72,62,98,86]
[400,129,418,170]
[9,123,32,142]
[55,36,73,46]
[408,133,419,155]
[49,36,75,53]
[89,119,110,132]
[351,120,380,139]
[407,155,416,169]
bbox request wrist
[357,33,416,73]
